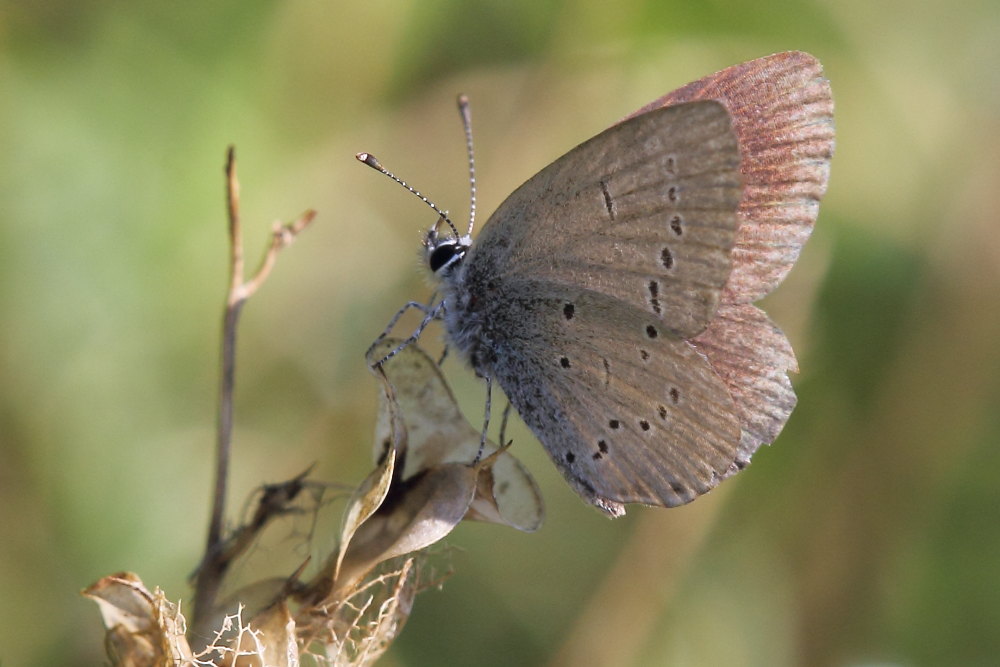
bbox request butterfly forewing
[470,100,743,338]
[628,51,834,304]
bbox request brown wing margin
[627,51,835,304]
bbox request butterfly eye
[428,242,463,273]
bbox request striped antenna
[456,95,477,236]
[355,152,460,238]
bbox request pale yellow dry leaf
[82,571,194,666]
[333,461,479,592]
[368,338,543,532]
[333,446,397,582]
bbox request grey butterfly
[371,52,834,517]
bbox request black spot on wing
[648,280,661,314]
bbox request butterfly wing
[439,56,831,515]
[690,303,799,466]
[468,99,742,339]
[628,51,835,304]
[628,52,833,459]
[476,285,741,516]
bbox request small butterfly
[365,51,834,516]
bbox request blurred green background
[3,1,1000,665]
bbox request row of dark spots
[591,414,658,461]
[657,388,681,420]
[647,247,673,320]
[662,152,680,226]
[664,154,680,308]
[586,396,679,465]
[607,417,650,432]
[593,439,609,460]
[647,318,690,498]
[565,440,611,465]
[648,280,661,314]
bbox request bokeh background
[3,1,1000,665]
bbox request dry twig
[191,147,316,642]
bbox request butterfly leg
[498,401,513,448]
[473,376,493,464]
[367,299,447,369]
[373,294,438,342]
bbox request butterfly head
[424,228,472,277]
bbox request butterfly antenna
[356,152,460,238]
[457,94,477,237]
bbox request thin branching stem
[192,146,316,642]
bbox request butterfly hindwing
[485,286,742,516]
[691,303,799,465]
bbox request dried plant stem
[192,147,316,641]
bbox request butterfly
[365,51,833,517]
